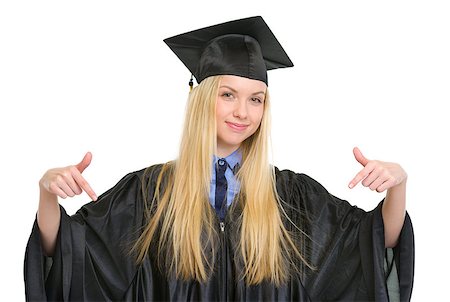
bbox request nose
[233,99,248,119]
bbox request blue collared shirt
[209,149,241,209]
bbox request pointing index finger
[349,167,369,189]
[72,169,98,201]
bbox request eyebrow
[219,85,266,96]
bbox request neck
[216,147,239,158]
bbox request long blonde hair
[132,76,309,286]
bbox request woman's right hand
[39,152,98,201]
[38,152,97,256]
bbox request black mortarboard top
[164,16,293,86]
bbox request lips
[226,121,249,131]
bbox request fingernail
[348,183,354,189]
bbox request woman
[25,16,414,301]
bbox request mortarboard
[163,16,293,86]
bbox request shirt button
[218,159,225,166]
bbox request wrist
[39,185,58,205]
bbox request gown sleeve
[24,167,155,301]
[275,169,414,301]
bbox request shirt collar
[214,148,242,170]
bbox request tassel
[189,74,194,92]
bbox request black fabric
[24,165,415,301]
[164,16,294,85]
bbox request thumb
[75,152,92,173]
[353,147,369,167]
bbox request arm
[348,147,407,248]
[37,189,60,256]
[382,177,406,247]
[37,152,97,256]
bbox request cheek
[215,99,227,120]
[252,108,264,125]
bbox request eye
[221,92,234,99]
[251,97,263,104]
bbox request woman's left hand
[348,147,407,192]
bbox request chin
[225,136,248,147]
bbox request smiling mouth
[226,121,249,131]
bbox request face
[216,75,266,157]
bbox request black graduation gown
[24,164,414,301]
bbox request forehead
[219,75,267,93]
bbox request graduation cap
[163,16,293,86]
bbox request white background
[1,1,449,300]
